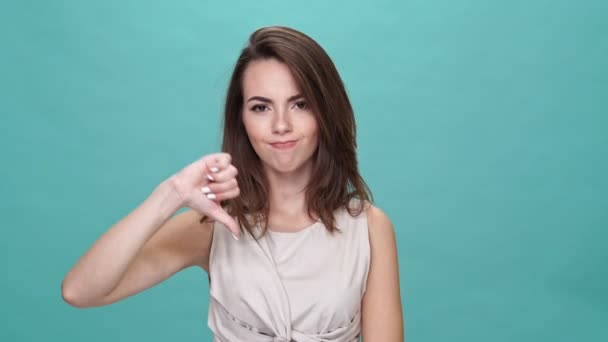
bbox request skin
[241,58,320,231]
[62,58,404,341]
[242,58,404,339]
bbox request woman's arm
[61,153,239,308]
[361,205,405,341]
[61,179,193,308]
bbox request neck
[264,161,313,220]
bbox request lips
[270,140,298,150]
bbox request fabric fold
[208,204,370,342]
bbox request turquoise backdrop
[1,1,606,341]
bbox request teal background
[1,0,606,341]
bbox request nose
[272,109,292,135]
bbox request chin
[269,164,301,174]
[265,158,314,175]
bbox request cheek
[242,117,263,141]
[301,118,319,151]
[305,117,319,138]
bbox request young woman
[62,26,404,342]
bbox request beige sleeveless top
[207,204,371,342]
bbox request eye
[293,100,307,110]
[250,104,268,112]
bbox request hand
[169,153,240,238]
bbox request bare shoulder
[361,202,404,341]
[364,202,396,240]
[146,208,215,273]
[131,208,216,272]
[176,209,215,272]
[80,209,215,307]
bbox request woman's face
[241,58,319,175]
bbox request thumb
[206,205,241,239]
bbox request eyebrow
[246,94,304,103]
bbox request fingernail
[206,174,215,181]
[232,233,239,240]
[201,186,211,194]
[206,193,216,200]
[210,167,220,173]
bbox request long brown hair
[201,26,373,239]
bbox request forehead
[241,58,302,98]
